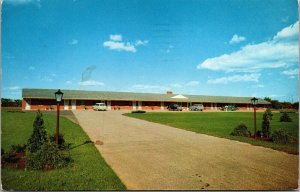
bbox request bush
[1,144,26,164]
[272,129,291,144]
[27,110,48,153]
[261,111,271,137]
[280,112,292,122]
[230,124,251,137]
[265,108,273,120]
[48,134,71,150]
[131,110,146,113]
[26,141,72,170]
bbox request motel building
[22,88,269,111]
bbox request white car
[93,103,107,111]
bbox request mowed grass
[125,112,299,154]
[1,110,126,190]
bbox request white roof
[171,94,188,99]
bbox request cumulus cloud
[78,80,104,86]
[198,21,299,72]
[103,34,148,52]
[69,39,78,45]
[282,68,298,76]
[103,41,136,52]
[229,34,246,44]
[208,73,261,84]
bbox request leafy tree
[292,102,299,109]
[27,110,48,153]
[264,97,272,102]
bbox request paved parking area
[73,110,298,190]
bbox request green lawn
[124,112,299,154]
[1,110,126,190]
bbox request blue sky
[2,0,299,102]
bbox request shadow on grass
[70,140,93,150]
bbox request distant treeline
[264,97,299,110]
[1,98,22,107]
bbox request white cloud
[198,21,299,72]
[103,41,136,52]
[66,81,72,84]
[135,40,149,46]
[69,39,78,45]
[170,83,183,88]
[186,81,200,86]
[282,68,298,76]
[78,80,104,86]
[103,34,148,53]
[4,0,38,5]
[208,73,261,84]
[7,86,21,90]
[28,66,35,70]
[110,34,122,41]
[229,34,246,44]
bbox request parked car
[93,103,107,111]
[220,105,238,111]
[167,103,182,111]
[189,104,204,111]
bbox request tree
[27,110,48,153]
[292,102,299,110]
[264,97,272,102]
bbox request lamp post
[251,97,258,138]
[55,89,64,144]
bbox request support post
[56,102,60,144]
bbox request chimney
[166,90,173,94]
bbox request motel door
[71,100,76,110]
[64,100,69,110]
[25,99,31,110]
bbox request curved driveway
[73,110,298,190]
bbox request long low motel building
[22,88,269,111]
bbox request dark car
[167,104,182,111]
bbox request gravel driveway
[73,110,298,190]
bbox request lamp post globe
[251,97,258,138]
[54,89,64,144]
[55,89,64,102]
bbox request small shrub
[131,110,146,113]
[26,141,72,170]
[272,129,291,144]
[48,134,71,150]
[280,112,292,122]
[265,108,273,120]
[230,123,251,137]
[11,144,26,153]
[27,110,48,153]
[262,111,271,137]
[1,144,26,164]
